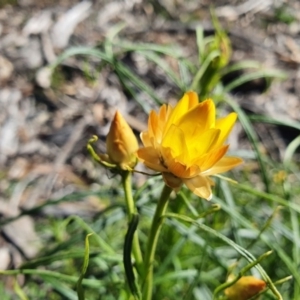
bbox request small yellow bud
[273,170,287,183]
[225,276,266,300]
[106,111,138,170]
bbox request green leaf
[224,95,270,192]
[137,50,183,90]
[45,277,78,300]
[221,60,262,76]
[14,279,29,300]
[20,251,99,269]
[77,233,93,300]
[283,135,300,167]
[224,69,286,93]
[123,214,141,300]
[165,212,283,300]
[190,49,221,92]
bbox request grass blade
[77,233,93,300]
[224,95,270,192]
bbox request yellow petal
[202,156,243,176]
[140,131,152,147]
[176,99,216,136]
[158,103,173,125]
[148,110,159,139]
[146,104,172,145]
[215,112,237,147]
[185,91,199,107]
[161,125,188,160]
[193,145,229,171]
[183,175,212,200]
[167,159,200,178]
[136,147,168,172]
[163,92,199,135]
[188,128,220,158]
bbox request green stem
[122,171,144,276]
[142,185,173,300]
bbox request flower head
[224,276,266,300]
[106,111,138,170]
[137,91,243,200]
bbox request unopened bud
[106,111,138,170]
[225,276,266,300]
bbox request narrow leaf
[77,233,93,300]
[123,214,141,299]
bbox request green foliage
[191,10,232,97]
[0,13,299,300]
[274,5,296,25]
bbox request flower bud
[106,111,138,170]
[225,276,266,300]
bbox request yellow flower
[137,91,243,200]
[224,276,266,300]
[106,111,138,170]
